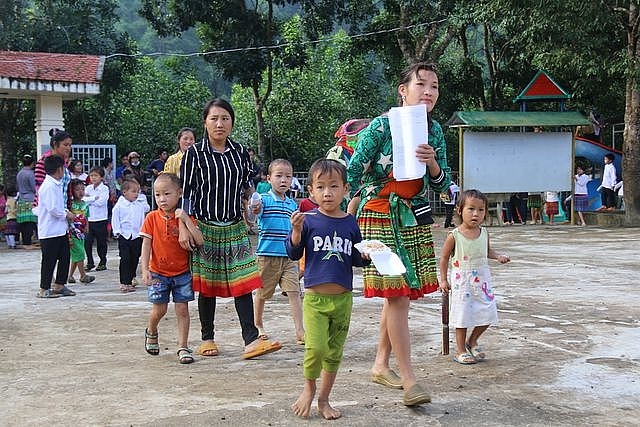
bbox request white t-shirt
[574,174,590,195]
[545,191,559,203]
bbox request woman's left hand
[178,221,194,251]
[415,144,439,168]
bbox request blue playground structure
[574,136,623,211]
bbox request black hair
[22,154,34,166]
[268,159,293,174]
[397,62,438,133]
[605,153,614,162]
[456,189,489,212]
[44,155,65,175]
[202,98,235,126]
[120,178,140,193]
[69,159,83,171]
[5,184,17,197]
[122,168,141,185]
[154,172,181,189]
[88,166,105,178]
[49,128,72,148]
[101,157,113,168]
[176,127,196,143]
[70,178,86,191]
[307,158,347,186]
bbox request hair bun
[49,128,60,137]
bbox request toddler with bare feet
[286,159,369,420]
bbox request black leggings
[18,221,37,245]
[198,293,258,345]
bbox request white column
[34,95,64,158]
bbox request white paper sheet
[370,252,406,276]
[388,104,428,181]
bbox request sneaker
[68,277,76,284]
[80,275,95,284]
[96,264,107,271]
[85,264,95,271]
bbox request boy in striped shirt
[251,159,305,345]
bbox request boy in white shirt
[112,178,150,293]
[34,155,77,298]
[597,153,617,211]
[83,166,110,271]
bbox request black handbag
[411,202,434,225]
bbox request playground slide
[574,137,623,211]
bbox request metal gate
[71,144,117,172]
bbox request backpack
[326,118,371,167]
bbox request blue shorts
[147,271,194,304]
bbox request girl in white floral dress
[439,189,510,364]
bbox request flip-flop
[257,327,268,340]
[465,343,486,361]
[53,286,76,296]
[371,370,403,389]
[196,341,219,357]
[242,340,282,360]
[36,289,61,299]
[403,384,431,406]
[453,352,477,364]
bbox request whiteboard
[462,132,573,193]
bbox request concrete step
[582,210,626,226]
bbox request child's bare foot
[318,399,341,420]
[291,384,315,419]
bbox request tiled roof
[0,51,104,83]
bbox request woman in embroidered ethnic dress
[346,63,451,406]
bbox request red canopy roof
[0,51,104,83]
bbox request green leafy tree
[77,57,211,162]
[460,1,634,224]
[139,0,373,162]
[617,1,640,225]
[0,0,36,186]
[0,0,133,186]
[353,0,460,73]
[231,26,388,171]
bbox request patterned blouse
[34,150,71,209]
[181,136,252,223]
[346,115,451,206]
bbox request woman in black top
[180,98,282,359]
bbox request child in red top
[140,173,203,364]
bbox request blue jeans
[147,271,194,304]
